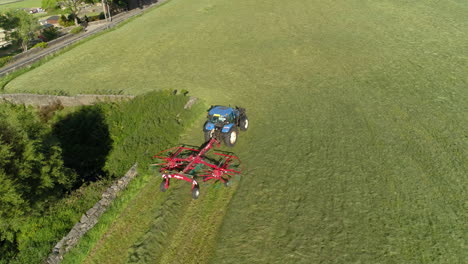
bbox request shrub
[38,100,64,123]
[99,12,106,20]
[88,14,101,22]
[41,26,60,41]
[58,15,74,27]
[0,56,12,68]
[32,42,48,49]
[70,26,84,34]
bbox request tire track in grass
[81,116,241,264]
[124,120,243,264]
[157,183,237,264]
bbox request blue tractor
[203,106,248,147]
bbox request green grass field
[0,0,41,10]
[4,0,468,263]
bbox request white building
[0,28,9,48]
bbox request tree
[0,10,39,52]
[60,0,83,25]
[40,26,60,41]
[0,104,76,257]
[0,140,26,259]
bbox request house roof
[41,24,54,29]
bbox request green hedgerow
[70,26,84,34]
[0,56,12,68]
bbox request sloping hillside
[5,0,468,263]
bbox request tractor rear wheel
[160,179,168,192]
[240,115,249,131]
[192,185,200,199]
[224,126,238,147]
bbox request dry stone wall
[184,96,198,109]
[0,94,134,107]
[0,94,198,109]
[46,163,138,264]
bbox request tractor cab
[207,106,235,127]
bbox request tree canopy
[0,10,39,52]
[0,104,75,258]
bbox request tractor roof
[208,106,234,116]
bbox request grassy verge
[61,173,162,264]
[62,174,194,264]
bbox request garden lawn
[5,0,468,263]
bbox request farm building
[46,16,60,25]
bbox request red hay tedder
[151,138,242,199]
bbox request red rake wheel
[224,180,231,187]
[160,179,169,192]
[192,185,200,199]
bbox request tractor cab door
[227,112,235,123]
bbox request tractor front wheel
[240,115,249,131]
[204,130,213,142]
[224,126,238,147]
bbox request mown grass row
[59,111,244,264]
[61,172,187,264]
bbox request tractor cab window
[209,114,226,124]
